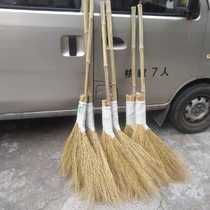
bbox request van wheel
[170,83,210,133]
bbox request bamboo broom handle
[101,1,111,103]
[81,0,85,12]
[83,0,89,50]
[105,0,118,101]
[83,0,94,97]
[138,4,145,93]
[131,6,137,95]
[87,0,94,101]
[83,0,90,100]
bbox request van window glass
[0,0,81,10]
[112,0,190,16]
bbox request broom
[132,3,188,183]
[83,0,121,203]
[124,7,137,137]
[106,0,169,187]
[60,1,119,203]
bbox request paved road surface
[0,114,209,210]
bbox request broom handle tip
[84,0,94,97]
[101,1,111,102]
[106,0,118,100]
[138,3,145,93]
[131,6,137,95]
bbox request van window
[0,0,81,10]
[112,0,191,16]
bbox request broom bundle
[102,0,172,200]
[61,0,121,203]
[130,4,188,183]
[60,0,188,204]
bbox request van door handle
[113,37,127,50]
[69,36,77,56]
[61,35,84,57]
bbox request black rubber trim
[112,10,187,17]
[0,4,80,12]
[207,0,210,10]
[69,36,77,57]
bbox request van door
[0,0,84,114]
[94,0,206,109]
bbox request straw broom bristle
[111,100,162,199]
[77,129,122,203]
[133,93,188,184]
[60,96,122,203]
[60,123,85,192]
[111,97,170,192]
[116,130,171,188]
[146,129,189,183]
[85,100,121,202]
[77,130,100,201]
[124,125,134,138]
[133,93,188,183]
[132,125,161,163]
[87,130,121,203]
[101,132,154,201]
[61,123,120,203]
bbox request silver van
[0,0,208,133]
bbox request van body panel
[94,0,208,108]
[0,1,209,120]
[0,9,84,114]
[203,4,210,73]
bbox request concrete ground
[0,114,210,210]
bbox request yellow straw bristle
[124,125,134,137]
[146,129,189,183]
[132,125,160,162]
[133,93,188,184]
[101,131,161,201]
[116,130,171,188]
[60,124,85,191]
[61,123,120,203]
[77,129,117,203]
[87,130,121,203]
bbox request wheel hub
[185,97,209,122]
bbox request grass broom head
[111,100,171,191]
[124,94,136,137]
[60,95,87,189]
[146,128,189,183]
[101,99,158,201]
[86,100,121,203]
[133,93,160,156]
[134,93,189,183]
[131,92,172,186]
[60,95,113,202]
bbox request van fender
[152,77,210,126]
[152,106,170,127]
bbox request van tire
[170,83,210,134]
